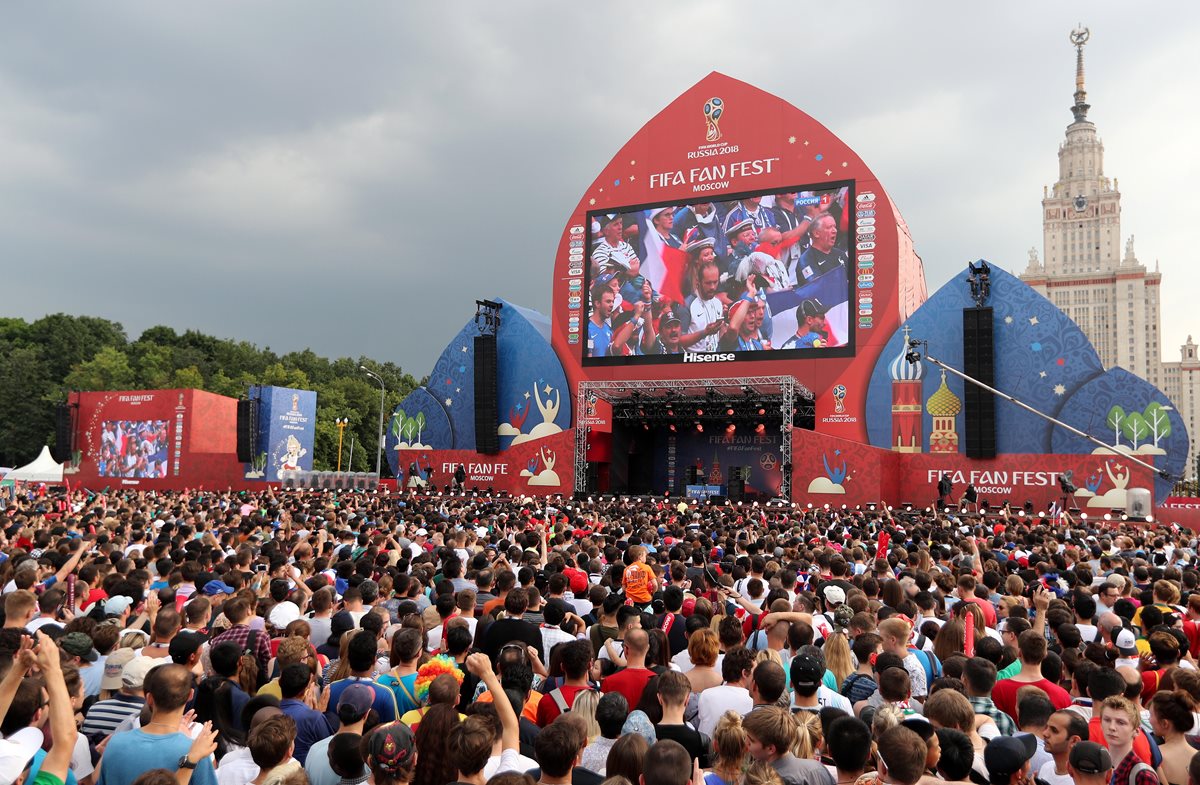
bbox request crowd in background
[2,486,1200,785]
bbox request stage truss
[574,376,813,500]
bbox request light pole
[360,366,386,478]
[335,417,349,471]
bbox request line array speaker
[51,405,73,463]
[962,306,996,458]
[236,398,258,463]
[474,335,499,454]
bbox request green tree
[64,346,136,391]
[172,366,206,389]
[0,345,54,465]
[1106,405,1125,446]
[26,314,127,383]
[1143,401,1172,449]
[1121,411,1149,450]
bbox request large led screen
[98,420,171,479]
[583,181,855,365]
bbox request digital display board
[582,180,855,366]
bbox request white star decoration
[445,398,453,406]
[1004,316,1014,324]
[803,140,810,146]
[455,387,461,393]
[841,162,848,168]
[788,136,796,144]
[629,175,635,181]
[1039,371,1047,378]
[1053,384,1066,396]
[1029,316,1039,325]
[524,391,531,399]
[461,346,468,353]
[543,384,553,395]
[825,169,832,176]
[589,198,595,205]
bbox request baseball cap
[122,655,157,689]
[367,722,416,777]
[101,648,137,691]
[1069,741,1113,775]
[203,580,235,596]
[789,654,823,690]
[822,585,846,607]
[338,683,376,721]
[1115,628,1139,656]
[983,734,1036,780]
[59,632,97,662]
[0,728,44,785]
[103,596,134,616]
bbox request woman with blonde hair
[572,688,601,745]
[741,761,784,785]
[706,711,748,785]
[792,710,821,760]
[822,632,854,689]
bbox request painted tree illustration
[391,410,408,448]
[414,412,426,445]
[1143,402,1172,449]
[1121,411,1149,450]
[1106,405,1125,446]
[402,418,418,445]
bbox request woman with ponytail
[706,710,748,785]
[1149,690,1196,785]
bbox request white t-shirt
[484,748,538,780]
[1038,760,1073,785]
[696,685,752,736]
[687,296,723,352]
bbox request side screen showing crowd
[585,184,853,362]
[98,420,171,479]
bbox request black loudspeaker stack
[51,405,73,463]
[236,398,258,463]
[474,335,499,454]
[727,466,746,502]
[962,307,996,458]
[685,466,699,485]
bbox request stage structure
[574,376,814,500]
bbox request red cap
[682,598,696,617]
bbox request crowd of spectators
[3,486,1200,785]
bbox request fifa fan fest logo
[832,384,847,414]
[703,97,724,142]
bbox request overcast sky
[2,3,1197,377]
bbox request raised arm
[468,652,518,752]
[37,630,78,783]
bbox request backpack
[1127,761,1153,785]
[908,646,942,686]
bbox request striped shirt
[82,693,145,740]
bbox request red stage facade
[65,389,244,490]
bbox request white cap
[822,585,846,606]
[1115,628,1139,656]
[0,728,44,785]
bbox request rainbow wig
[414,654,463,703]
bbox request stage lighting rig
[966,260,991,307]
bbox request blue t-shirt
[588,320,613,357]
[96,729,217,785]
[326,676,398,723]
[28,749,77,785]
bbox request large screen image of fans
[98,420,171,479]
[582,181,855,365]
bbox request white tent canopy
[5,446,64,483]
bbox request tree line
[0,314,420,474]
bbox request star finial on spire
[1070,25,1091,123]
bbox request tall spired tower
[1021,26,1163,388]
[890,325,924,452]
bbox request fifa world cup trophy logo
[832,384,847,414]
[703,97,724,142]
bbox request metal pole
[347,437,355,469]
[924,353,1169,480]
[360,367,387,478]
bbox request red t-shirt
[535,684,594,727]
[990,677,1071,719]
[601,667,656,711]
